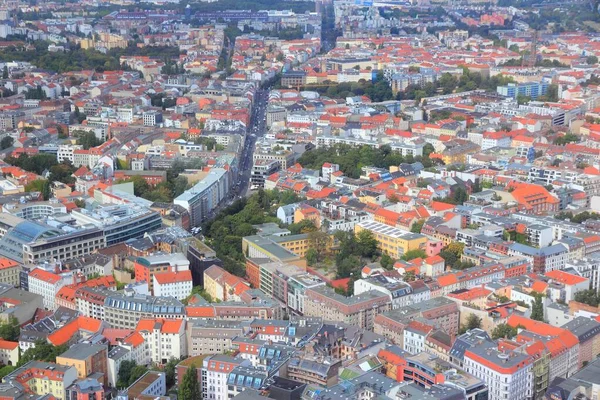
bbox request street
[204,87,269,222]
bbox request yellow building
[0,340,19,366]
[293,205,321,230]
[3,362,78,400]
[55,343,108,386]
[441,144,480,165]
[274,233,334,258]
[0,258,21,287]
[354,221,427,259]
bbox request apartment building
[75,287,110,321]
[303,286,391,330]
[56,343,108,386]
[187,319,244,357]
[133,252,190,295]
[28,268,70,310]
[202,355,245,400]
[355,221,428,259]
[104,293,185,329]
[136,318,186,365]
[174,168,230,227]
[0,339,19,366]
[0,257,20,287]
[153,270,193,301]
[4,361,78,400]
[463,338,533,400]
[203,264,250,302]
[374,297,460,345]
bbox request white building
[403,322,432,355]
[153,270,193,301]
[57,144,83,164]
[463,340,533,400]
[354,274,412,309]
[28,268,71,310]
[174,168,230,227]
[202,355,246,400]
[136,318,186,365]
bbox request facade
[355,221,428,259]
[251,159,281,188]
[497,81,548,99]
[153,270,193,300]
[203,264,250,302]
[188,319,244,357]
[0,340,19,366]
[174,168,230,227]
[463,338,533,400]
[303,286,391,330]
[136,318,186,365]
[201,355,244,400]
[28,268,70,310]
[0,258,20,287]
[56,343,109,386]
[0,220,105,265]
[4,361,78,400]
[71,205,162,247]
[103,293,185,329]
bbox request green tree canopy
[178,364,201,400]
[18,340,67,367]
[0,316,20,342]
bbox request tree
[117,360,136,388]
[305,248,318,266]
[401,249,427,261]
[439,242,465,269]
[356,229,378,258]
[0,136,13,150]
[18,340,67,367]
[0,316,20,342]
[553,133,580,146]
[307,230,330,263]
[492,323,518,340]
[288,219,317,235]
[75,131,101,150]
[25,179,50,200]
[0,365,15,378]
[178,363,201,400]
[588,55,598,65]
[380,253,394,270]
[411,219,425,233]
[2,65,7,79]
[164,358,178,388]
[574,289,600,307]
[403,270,416,282]
[129,365,148,386]
[517,94,531,105]
[173,175,188,198]
[452,187,468,205]
[531,293,545,321]
[466,314,482,331]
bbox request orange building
[507,181,559,214]
[294,204,321,229]
[56,343,108,386]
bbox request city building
[136,318,187,365]
[303,286,391,330]
[174,168,230,227]
[56,343,109,386]
[153,270,193,300]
